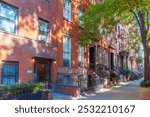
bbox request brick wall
[0,0,58,84]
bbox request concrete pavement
[53,78,150,100]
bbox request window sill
[63,17,71,22]
[0,30,56,46]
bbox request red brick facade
[0,0,129,96]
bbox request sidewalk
[53,78,150,100]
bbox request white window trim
[0,2,18,34]
[63,0,71,21]
[38,18,49,42]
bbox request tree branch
[130,10,142,32]
[146,11,150,35]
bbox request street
[54,78,150,100]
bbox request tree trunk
[149,51,150,79]
[143,46,150,81]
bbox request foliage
[122,66,129,71]
[120,66,139,81]
[8,82,44,94]
[140,80,150,87]
[79,0,150,81]
[79,0,150,47]
[136,57,142,63]
[0,85,7,90]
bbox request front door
[89,46,96,70]
[35,61,51,84]
[111,53,114,70]
[88,75,93,90]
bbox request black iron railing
[0,88,42,100]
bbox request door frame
[33,58,52,84]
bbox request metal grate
[2,62,19,87]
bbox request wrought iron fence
[0,83,53,100]
[0,88,42,100]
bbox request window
[98,48,102,64]
[38,18,49,41]
[2,61,19,87]
[78,75,86,89]
[118,25,120,35]
[105,29,108,40]
[0,2,18,33]
[105,50,109,67]
[63,0,71,20]
[98,24,102,38]
[110,34,113,44]
[63,35,71,67]
[64,75,72,86]
[78,45,84,68]
[78,8,84,27]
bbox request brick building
[0,0,58,87]
[0,0,131,96]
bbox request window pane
[63,0,71,20]
[38,31,48,41]
[38,19,49,32]
[38,19,49,41]
[98,48,102,64]
[105,50,108,66]
[2,62,19,87]
[63,53,70,67]
[63,36,71,67]
[1,3,17,20]
[78,9,84,27]
[64,75,72,85]
[78,45,84,67]
[63,37,70,52]
[0,18,15,33]
[98,25,102,38]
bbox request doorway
[34,59,52,84]
[88,75,93,90]
[89,46,96,70]
[110,53,114,70]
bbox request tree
[79,0,150,81]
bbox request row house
[0,0,127,96]
[0,0,58,87]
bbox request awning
[32,55,56,62]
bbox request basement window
[2,61,19,87]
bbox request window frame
[98,47,102,64]
[78,45,84,68]
[105,50,109,67]
[1,61,19,87]
[64,75,72,86]
[63,0,71,21]
[78,8,84,28]
[63,35,71,67]
[0,2,18,34]
[38,18,49,42]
